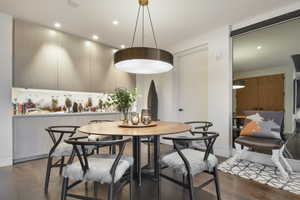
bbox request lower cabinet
[13,113,119,163]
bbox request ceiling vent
[68,0,80,8]
[292,54,300,72]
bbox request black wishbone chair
[160,132,221,200]
[87,120,117,154]
[61,137,133,200]
[176,121,213,149]
[44,126,80,193]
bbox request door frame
[173,43,208,122]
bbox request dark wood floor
[0,143,299,200]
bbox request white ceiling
[233,18,300,72]
[0,0,298,50]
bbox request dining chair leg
[130,166,133,200]
[108,183,114,200]
[44,156,53,193]
[213,167,221,200]
[61,177,68,200]
[187,174,195,200]
[59,156,65,175]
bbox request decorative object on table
[147,80,158,120]
[114,0,173,74]
[65,97,72,113]
[118,121,157,128]
[141,109,151,125]
[131,112,140,125]
[110,88,137,123]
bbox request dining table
[79,121,192,186]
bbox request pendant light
[233,80,246,90]
[114,0,174,74]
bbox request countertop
[13,112,120,118]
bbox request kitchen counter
[13,111,120,163]
[13,111,120,118]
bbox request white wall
[137,26,232,157]
[136,2,300,158]
[136,71,177,122]
[233,1,300,30]
[0,12,13,167]
[171,27,232,157]
[234,65,295,133]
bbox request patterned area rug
[218,158,300,195]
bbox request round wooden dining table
[79,121,192,186]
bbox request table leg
[154,135,161,200]
[153,136,160,181]
[133,136,142,186]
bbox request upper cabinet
[14,20,60,90]
[90,42,116,93]
[13,19,136,92]
[58,34,91,92]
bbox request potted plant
[110,88,137,123]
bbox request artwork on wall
[147,80,158,120]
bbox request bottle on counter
[73,102,78,113]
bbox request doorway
[176,47,208,122]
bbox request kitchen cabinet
[14,19,59,90]
[90,43,116,92]
[13,19,136,92]
[58,34,90,91]
[236,74,284,113]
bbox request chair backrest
[184,121,213,133]
[243,110,285,140]
[64,137,131,181]
[163,132,219,161]
[45,126,80,156]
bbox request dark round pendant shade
[114,47,174,74]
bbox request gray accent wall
[13,19,136,92]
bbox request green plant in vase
[110,88,137,123]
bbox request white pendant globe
[115,59,173,74]
[114,47,174,74]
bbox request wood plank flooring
[0,143,299,200]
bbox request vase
[120,108,129,124]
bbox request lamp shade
[114,47,173,74]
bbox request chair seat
[161,148,218,176]
[235,136,283,150]
[52,142,95,157]
[63,154,133,184]
[88,135,112,141]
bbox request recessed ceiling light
[112,20,119,25]
[54,22,61,28]
[120,45,126,49]
[257,46,262,50]
[92,35,99,40]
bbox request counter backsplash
[12,88,119,115]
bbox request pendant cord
[131,5,141,47]
[146,6,158,48]
[142,6,145,47]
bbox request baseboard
[13,154,48,164]
[0,157,13,167]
